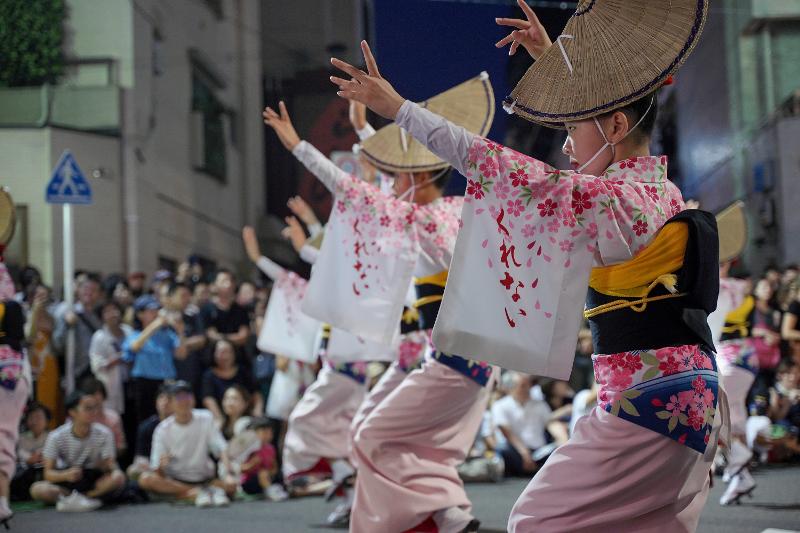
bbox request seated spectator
[541,380,574,445]
[16,402,50,470]
[80,378,127,457]
[138,381,236,507]
[767,360,800,460]
[202,340,262,422]
[126,383,173,480]
[458,400,504,484]
[11,403,51,500]
[492,372,555,477]
[238,417,287,501]
[30,390,125,512]
[220,385,253,440]
[123,295,188,424]
[569,381,598,436]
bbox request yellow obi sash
[413,270,448,309]
[585,222,689,319]
[721,296,754,338]
[0,302,5,338]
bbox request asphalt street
[12,464,800,532]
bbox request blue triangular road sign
[46,151,93,205]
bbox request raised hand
[282,216,307,253]
[495,0,552,59]
[262,101,302,151]
[349,100,368,131]
[287,196,319,227]
[330,41,406,120]
[242,226,262,263]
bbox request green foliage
[0,0,65,87]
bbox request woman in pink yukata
[243,225,368,509]
[329,0,726,530]
[263,76,496,532]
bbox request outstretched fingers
[360,41,381,78]
[330,57,367,81]
[517,0,541,25]
[495,17,530,30]
[262,107,280,123]
[330,76,359,92]
[278,101,290,121]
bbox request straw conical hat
[361,72,495,173]
[505,0,708,127]
[716,201,747,263]
[0,188,16,246]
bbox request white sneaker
[719,469,757,506]
[489,454,505,483]
[433,507,479,533]
[265,484,289,502]
[56,491,102,512]
[326,502,351,527]
[723,440,751,482]
[194,488,213,508]
[210,487,230,507]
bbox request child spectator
[11,403,51,500]
[80,378,127,457]
[29,390,125,512]
[238,417,287,501]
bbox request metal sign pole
[63,203,76,394]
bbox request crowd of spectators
[5,258,800,513]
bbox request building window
[191,67,227,181]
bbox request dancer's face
[562,118,613,176]
[393,171,415,198]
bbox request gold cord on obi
[721,295,754,337]
[402,307,420,324]
[413,270,448,309]
[584,222,689,319]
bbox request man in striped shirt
[29,390,126,512]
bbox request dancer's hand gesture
[495,0,552,59]
[242,226,262,263]
[282,216,307,252]
[330,41,405,120]
[349,100,368,131]
[287,196,319,227]
[263,101,301,151]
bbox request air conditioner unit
[190,110,205,168]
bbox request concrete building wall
[126,0,264,274]
[2,0,266,283]
[0,129,123,290]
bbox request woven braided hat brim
[0,188,16,247]
[716,201,747,263]
[361,72,495,174]
[504,0,708,128]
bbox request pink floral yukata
[395,100,723,532]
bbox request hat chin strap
[396,168,449,203]
[575,95,655,174]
